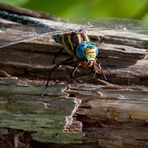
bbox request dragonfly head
[74,42,105,79]
[76,41,99,64]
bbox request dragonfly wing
[0,18,73,48]
[1,17,147,48]
[0,24,36,48]
[73,18,148,35]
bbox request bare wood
[0,77,83,144]
[67,83,148,148]
[0,3,148,147]
[0,38,147,85]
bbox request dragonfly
[0,10,147,95]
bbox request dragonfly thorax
[52,31,90,56]
[53,32,99,62]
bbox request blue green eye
[76,41,99,60]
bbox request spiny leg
[42,57,74,96]
[93,71,97,79]
[96,63,107,80]
[52,47,64,64]
[71,64,80,78]
[71,63,107,80]
[71,64,91,79]
[101,69,107,80]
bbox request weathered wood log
[67,83,148,148]
[0,77,148,147]
[0,14,147,85]
[0,39,147,85]
[0,3,148,148]
[0,78,83,146]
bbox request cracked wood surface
[0,3,148,148]
[0,77,148,147]
[0,36,147,85]
[0,78,83,144]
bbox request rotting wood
[0,78,83,145]
[0,39,147,85]
[0,3,148,148]
[0,14,147,86]
[0,77,148,147]
[66,83,148,148]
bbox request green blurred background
[0,0,148,21]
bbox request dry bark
[0,3,148,148]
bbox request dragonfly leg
[96,63,107,80]
[71,65,79,78]
[71,63,107,80]
[101,69,107,80]
[52,48,64,64]
[71,64,91,79]
[93,71,97,79]
[42,57,74,96]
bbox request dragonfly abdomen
[0,10,49,28]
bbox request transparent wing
[72,18,148,35]
[0,18,77,48]
[0,17,147,49]
[0,22,37,48]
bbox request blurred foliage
[0,0,148,21]
[0,0,28,6]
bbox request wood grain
[0,3,148,147]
